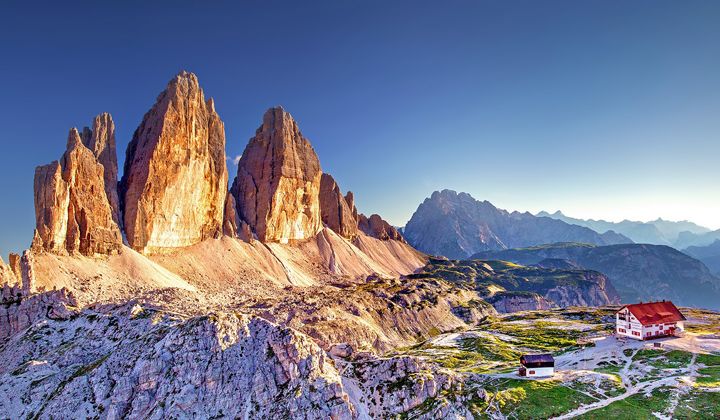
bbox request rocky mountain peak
[80,113,120,225]
[231,107,322,243]
[33,118,123,256]
[120,71,228,254]
[405,190,630,259]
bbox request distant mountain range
[403,190,632,259]
[684,240,720,276]
[472,242,720,310]
[536,210,713,248]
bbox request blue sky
[1,1,719,257]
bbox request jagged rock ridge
[120,71,228,254]
[358,213,405,242]
[33,122,122,256]
[404,189,632,259]
[409,258,620,312]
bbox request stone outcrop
[120,71,228,254]
[33,125,123,256]
[222,192,253,242]
[487,292,555,313]
[0,257,17,289]
[80,113,121,225]
[0,308,354,419]
[358,213,405,242]
[348,354,485,418]
[0,288,77,339]
[1,251,35,297]
[19,250,35,294]
[231,107,322,243]
[8,253,21,281]
[319,173,358,239]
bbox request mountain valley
[0,71,718,419]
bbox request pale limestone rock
[0,308,355,419]
[33,161,69,252]
[120,71,228,254]
[222,192,240,237]
[81,112,120,226]
[20,250,35,293]
[350,354,485,418]
[8,253,20,281]
[223,193,253,242]
[0,257,17,290]
[345,191,358,222]
[488,293,555,313]
[329,342,354,358]
[33,127,122,256]
[320,173,358,240]
[0,288,77,339]
[358,213,406,242]
[231,107,322,243]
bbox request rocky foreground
[2,71,718,419]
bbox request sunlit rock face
[231,107,322,243]
[33,126,123,256]
[120,71,228,254]
[80,113,120,226]
[319,173,358,240]
[0,256,17,290]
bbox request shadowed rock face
[222,192,253,242]
[473,243,720,310]
[120,71,228,254]
[487,292,554,313]
[33,126,122,256]
[358,213,406,242]
[319,173,358,239]
[404,189,631,259]
[231,107,322,243]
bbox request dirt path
[551,338,710,419]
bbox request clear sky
[1,1,719,257]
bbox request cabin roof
[619,301,686,326]
[520,353,554,364]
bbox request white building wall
[616,308,643,340]
[525,367,554,377]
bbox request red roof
[619,301,686,326]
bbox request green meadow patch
[674,391,720,419]
[575,386,674,419]
[486,379,595,419]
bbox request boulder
[231,107,322,243]
[120,71,228,254]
